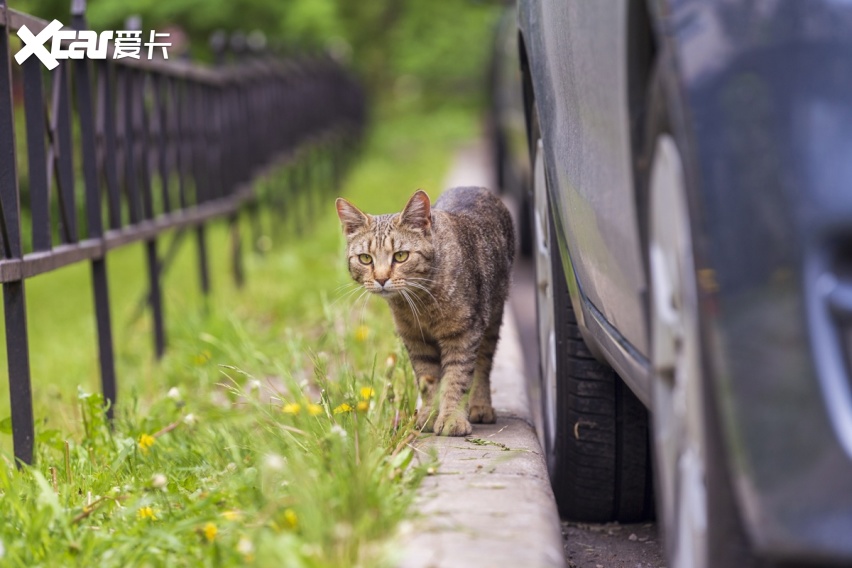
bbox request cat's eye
[358,253,373,265]
[393,251,409,263]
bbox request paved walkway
[395,143,566,568]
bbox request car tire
[518,193,533,258]
[531,106,653,522]
[640,60,756,568]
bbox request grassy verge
[0,106,479,566]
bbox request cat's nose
[376,278,388,286]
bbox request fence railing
[0,1,366,464]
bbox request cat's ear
[336,198,370,236]
[398,190,431,232]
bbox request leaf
[36,429,65,452]
[0,416,12,435]
[466,437,511,451]
[390,447,413,470]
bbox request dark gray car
[516,1,852,566]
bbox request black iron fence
[0,2,365,464]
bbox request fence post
[0,0,34,464]
[72,0,118,418]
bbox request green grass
[0,106,479,566]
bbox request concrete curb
[396,309,566,568]
[393,141,565,568]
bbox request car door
[533,0,648,356]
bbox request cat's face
[336,190,435,297]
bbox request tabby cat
[335,187,514,436]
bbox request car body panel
[489,8,530,199]
[658,1,852,560]
[519,0,852,562]
[519,0,649,360]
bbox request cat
[335,187,514,436]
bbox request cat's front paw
[434,411,472,437]
[415,408,436,433]
[468,404,496,424]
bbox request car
[515,1,852,567]
[488,6,532,256]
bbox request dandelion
[193,349,212,365]
[359,387,374,400]
[281,402,301,415]
[237,536,255,560]
[222,510,242,521]
[138,433,155,454]
[203,522,218,542]
[137,506,156,520]
[356,400,369,412]
[307,403,324,416]
[284,508,298,529]
[167,387,181,401]
[354,325,369,342]
[151,473,167,489]
[333,403,352,415]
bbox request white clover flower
[237,536,255,557]
[183,413,197,426]
[226,462,237,473]
[248,379,262,392]
[167,387,181,401]
[263,453,285,472]
[151,473,167,489]
[331,424,348,439]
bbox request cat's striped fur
[336,187,514,436]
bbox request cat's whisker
[346,288,370,318]
[406,282,440,308]
[405,290,429,311]
[331,282,359,299]
[400,288,426,341]
[332,281,357,292]
[330,284,364,308]
[357,287,373,324]
[406,277,437,286]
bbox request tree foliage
[12,0,502,107]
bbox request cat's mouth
[369,283,398,295]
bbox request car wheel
[643,65,755,568]
[531,107,653,522]
[518,193,533,258]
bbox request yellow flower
[307,403,324,416]
[359,387,374,400]
[281,402,301,415]
[356,400,369,412]
[138,433,156,454]
[193,350,212,365]
[354,325,369,342]
[284,508,298,529]
[333,403,352,415]
[137,506,156,520]
[203,522,218,542]
[222,510,242,521]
